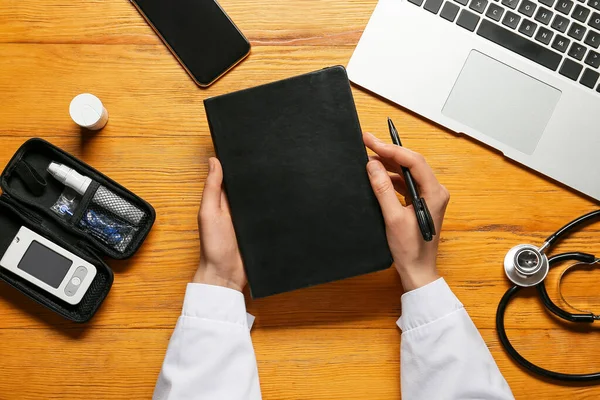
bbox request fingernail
[367,160,384,176]
[208,158,215,172]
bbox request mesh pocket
[92,186,146,226]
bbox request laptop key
[590,12,600,29]
[573,5,591,22]
[540,0,555,6]
[536,26,555,43]
[534,7,554,24]
[555,0,574,14]
[559,58,584,79]
[568,43,587,59]
[585,29,600,47]
[457,9,481,30]
[477,19,563,70]
[502,10,522,28]
[518,0,537,16]
[552,34,571,52]
[470,0,489,13]
[454,0,469,6]
[551,14,570,32]
[580,68,600,86]
[425,0,445,13]
[585,49,600,66]
[440,2,461,21]
[487,3,506,20]
[408,0,425,6]
[590,0,600,10]
[519,19,538,36]
[568,22,587,40]
[501,0,520,9]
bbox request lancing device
[47,162,92,195]
[387,117,436,242]
[47,162,145,225]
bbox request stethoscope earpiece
[504,244,549,287]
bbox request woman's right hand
[363,132,450,292]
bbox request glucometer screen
[18,241,72,288]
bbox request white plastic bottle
[69,93,109,131]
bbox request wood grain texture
[0,0,599,398]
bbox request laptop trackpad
[442,51,561,155]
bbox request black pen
[387,117,436,242]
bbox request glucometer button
[65,267,88,297]
[76,266,88,275]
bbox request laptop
[348,0,600,200]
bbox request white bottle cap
[69,93,109,131]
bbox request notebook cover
[204,66,392,298]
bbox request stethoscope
[497,209,600,383]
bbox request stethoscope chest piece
[504,244,549,287]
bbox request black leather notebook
[204,66,392,298]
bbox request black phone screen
[131,0,250,86]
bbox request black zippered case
[0,138,155,322]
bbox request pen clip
[415,198,436,242]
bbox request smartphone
[0,227,97,305]
[130,0,251,87]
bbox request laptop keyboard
[408,0,600,91]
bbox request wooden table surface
[1,1,600,399]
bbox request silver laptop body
[348,0,600,199]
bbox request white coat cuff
[397,278,463,332]
[183,283,250,329]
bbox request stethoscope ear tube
[537,283,596,323]
[539,252,597,323]
[543,210,600,249]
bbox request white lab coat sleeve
[398,278,514,400]
[153,283,262,400]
